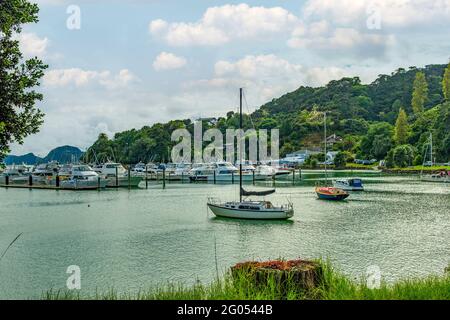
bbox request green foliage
[392,144,416,168]
[443,63,450,101]
[411,72,428,115]
[360,122,394,160]
[413,154,423,166]
[385,149,395,168]
[280,142,295,157]
[44,259,450,300]
[394,108,409,145]
[333,151,352,168]
[82,64,450,164]
[0,0,48,161]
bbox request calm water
[0,172,449,299]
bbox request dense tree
[392,145,416,167]
[411,72,428,115]
[360,122,394,159]
[394,108,409,145]
[280,142,295,157]
[0,0,48,161]
[333,151,352,168]
[81,64,450,165]
[443,63,450,101]
[371,135,393,160]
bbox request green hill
[83,63,450,166]
[4,145,83,165]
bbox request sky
[10,0,450,156]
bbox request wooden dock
[0,184,101,190]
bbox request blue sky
[11,0,450,156]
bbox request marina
[1,0,449,302]
[0,171,448,299]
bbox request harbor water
[0,171,449,299]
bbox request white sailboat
[420,133,450,183]
[207,88,294,220]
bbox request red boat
[315,186,349,201]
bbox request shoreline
[43,260,450,300]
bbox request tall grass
[43,260,450,300]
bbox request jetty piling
[145,165,148,189]
[115,167,119,187]
[162,168,166,189]
[128,166,131,189]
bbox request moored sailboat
[315,112,349,200]
[207,88,294,220]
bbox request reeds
[43,259,450,300]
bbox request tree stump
[231,259,323,297]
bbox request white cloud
[43,68,136,88]
[215,54,303,79]
[288,25,397,59]
[302,0,450,29]
[149,3,298,46]
[99,69,137,89]
[18,32,49,57]
[187,54,348,104]
[153,52,187,71]
[149,19,168,35]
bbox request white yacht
[208,196,294,220]
[131,162,158,177]
[31,162,59,184]
[254,164,276,180]
[207,88,294,220]
[421,173,450,183]
[0,164,32,184]
[169,163,192,180]
[333,178,364,191]
[96,162,143,187]
[420,133,450,183]
[189,161,254,182]
[58,164,108,189]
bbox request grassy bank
[44,260,450,300]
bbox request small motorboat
[333,178,364,191]
[315,186,349,201]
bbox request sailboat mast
[239,88,243,202]
[430,132,433,166]
[324,112,327,183]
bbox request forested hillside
[83,63,450,167]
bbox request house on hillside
[326,134,342,147]
[281,148,322,165]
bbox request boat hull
[60,179,109,190]
[190,174,270,182]
[315,187,349,201]
[105,176,143,187]
[333,183,364,191]
[316,193,349,200]
[207,203,293,220]
[420,176,450,183]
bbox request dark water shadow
[208,216,295,226]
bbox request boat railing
[207,197,222,205]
